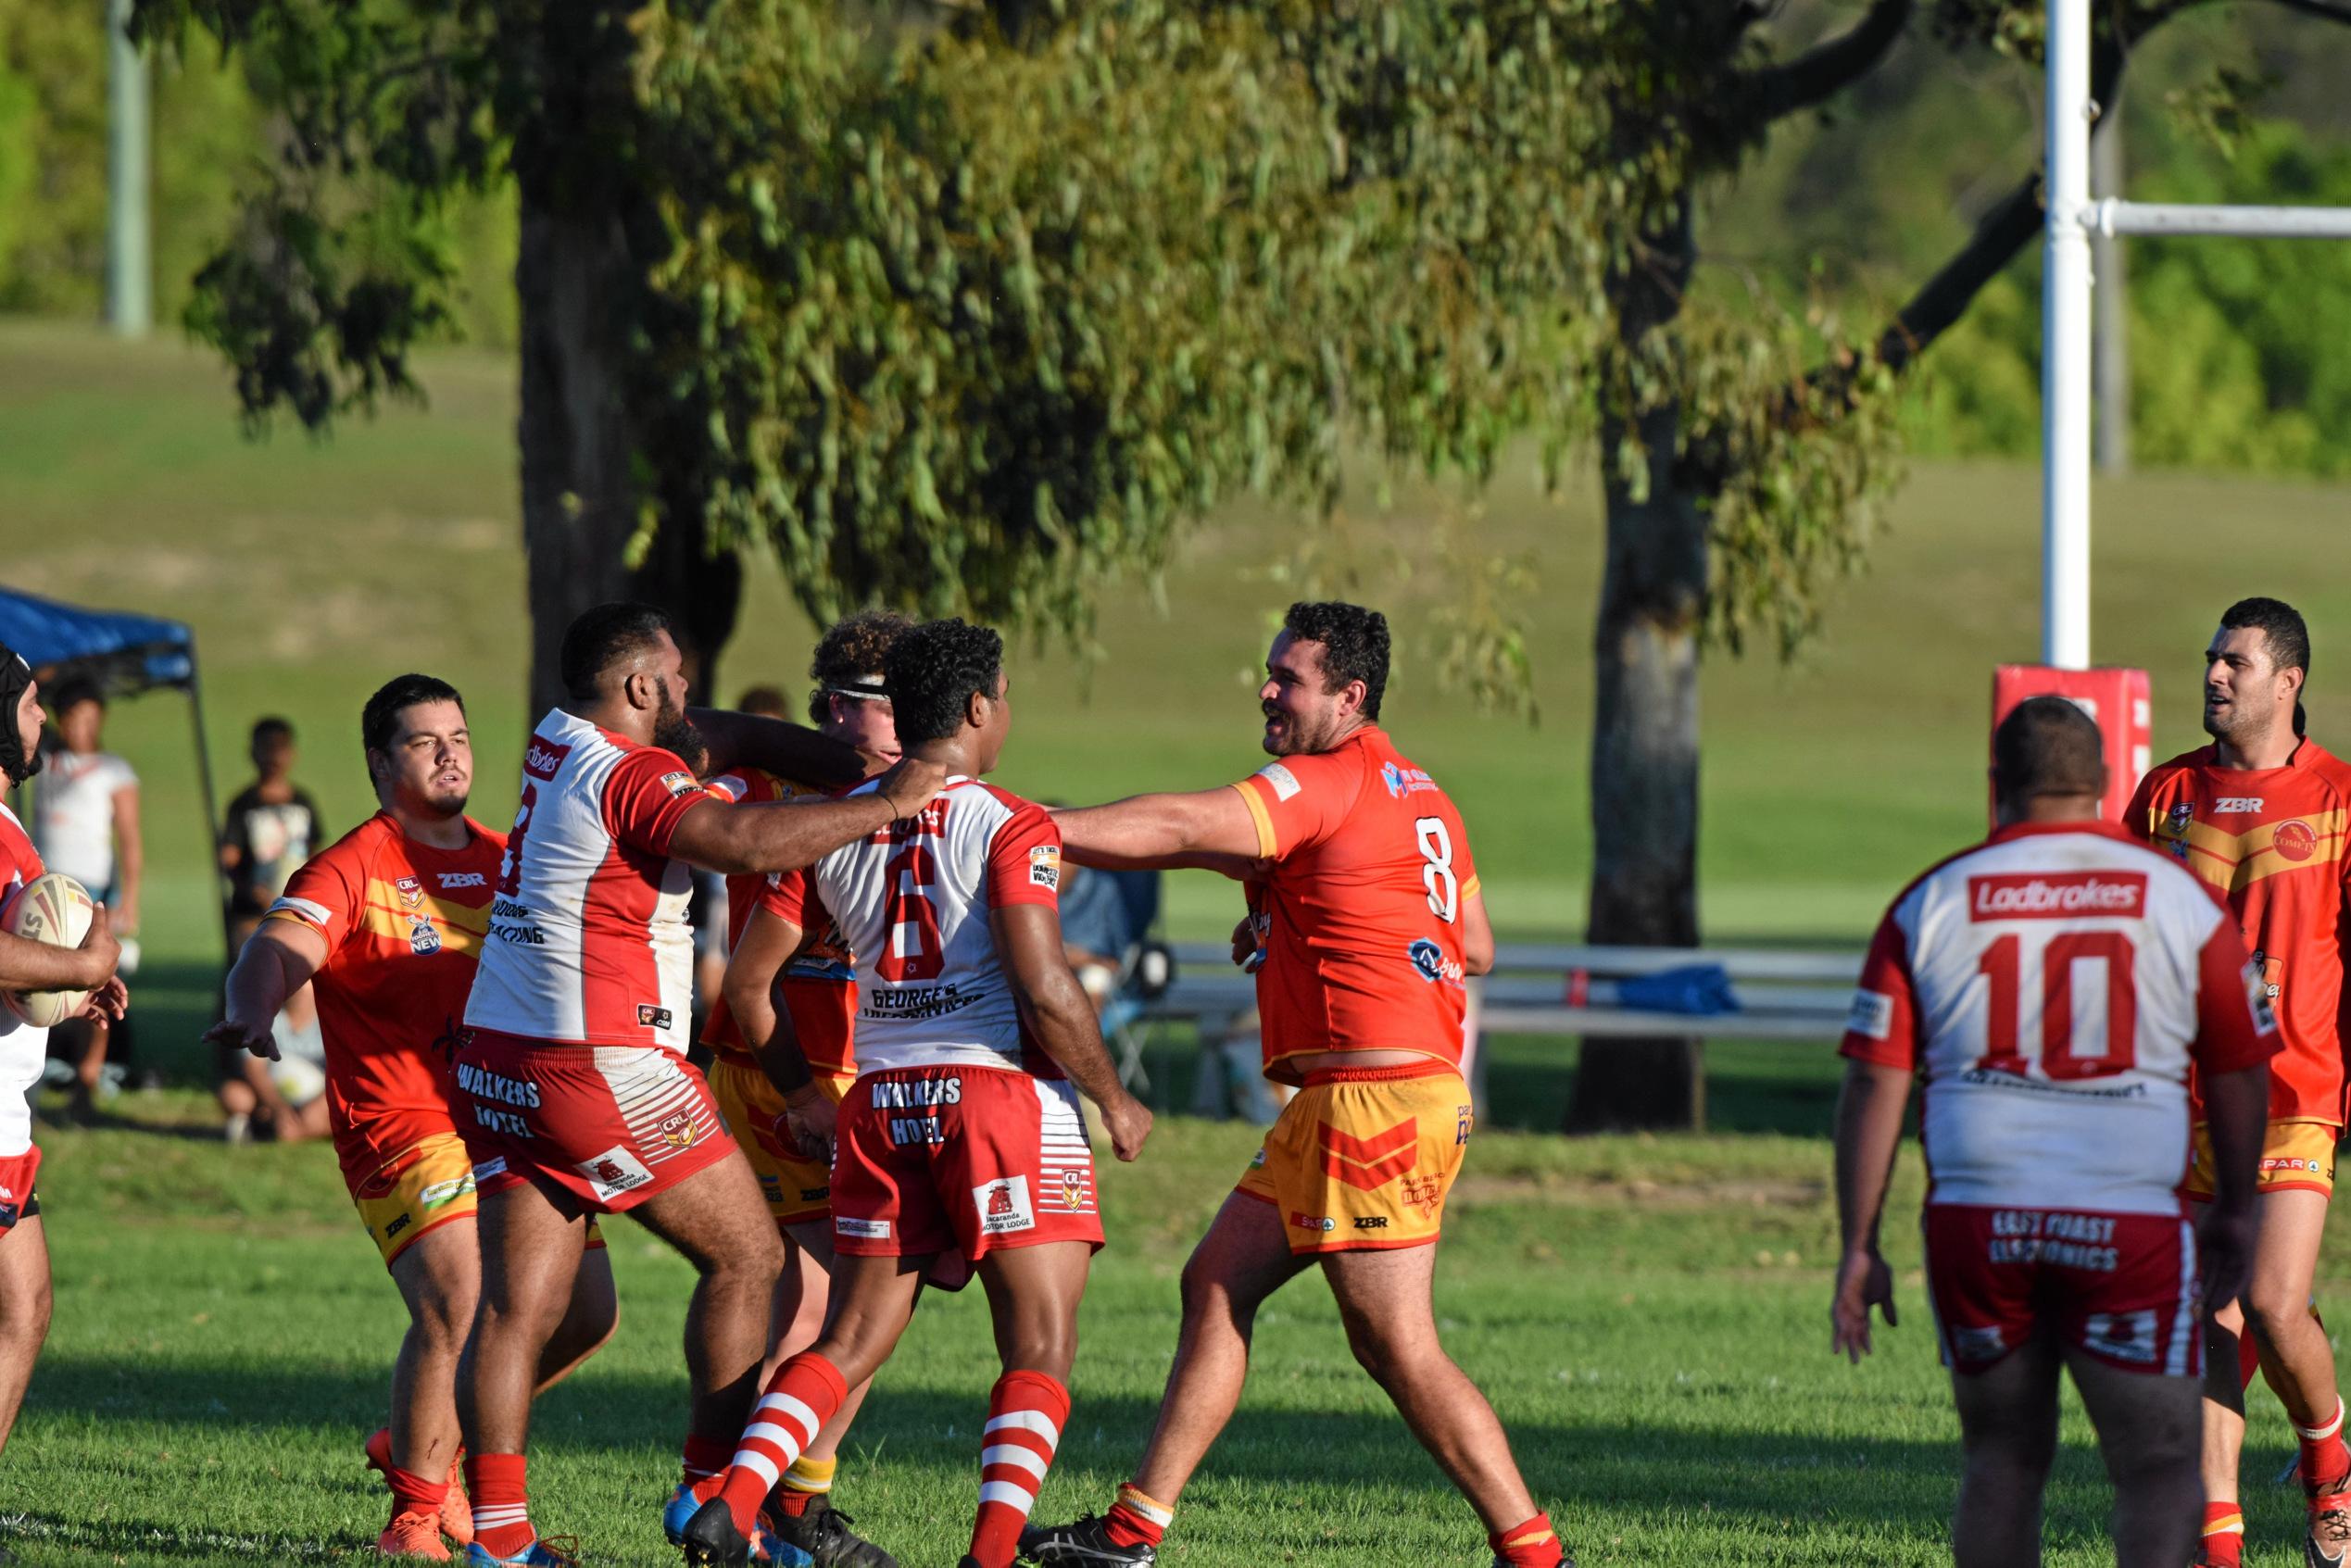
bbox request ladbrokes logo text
[1967,872,2146,922]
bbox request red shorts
[455,1030,735,1215]
[0,1147,40,1236]
[832,1063,1103,1288]
[1924,1203,2201,1376]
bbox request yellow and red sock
[1102,1483,1172,1549]
[968,1370,1070,1568]
[466,1452,534,1560]
[2298,1397,2350,1494]
[718,1353,849,1536]
[1490,1512,1565,1568]
[779,1453,836,1519]
[2201,1499,2244,1567]
[681,1433,732,1486]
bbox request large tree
[140,0,2336,1128]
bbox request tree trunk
[516,195,742,722]
[1566,204,1707,1135]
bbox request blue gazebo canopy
[0,585,195,692]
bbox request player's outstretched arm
[1053,789,1263,877]
[1829,1059,1911,1363]
[203,920,326,1061]
[669,755,947,876]
[0,901,119,997]
[687,709,864,788]
[991,901,1151,1162]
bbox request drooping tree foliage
[132,0,2350,1127]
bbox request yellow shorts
[2185,1117,2340,1201]
[353,1132,602,1268]
[352,1132,482,1268]
[708,1055,853,1227]
[1235,1061,1473,1254]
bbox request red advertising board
[1991,665,2153,826]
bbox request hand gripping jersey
[766,776,1061,1076]
[703,767,858,1081]
[0,806,49,1159]
[1841,822,2278,1215]
[1230,726,1480,1083]
[2126,740,2351,1125]
[464,709,718,1053]
[265,810,502,1185]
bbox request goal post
[2041,0,2351,670]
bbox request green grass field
[4,1098,2345,1568]
[6,320,2351,1564]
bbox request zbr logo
[2212,797,2265,814]
[437,872,488,889]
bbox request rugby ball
[2,872,95,1028]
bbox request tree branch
[2259,0,2351,24]
[1745,0,1914,122]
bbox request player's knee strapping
[969,1370,1070,1568]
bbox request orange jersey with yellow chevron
[701,767,859,1080]
[266,810,501,1185]
[1231,726,1480,1084]
[2127,740,2351,1124]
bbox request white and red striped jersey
[464,709,719,1054]
[0,805,47,1156]
[1841,821,2279,1215]
[767,775,1061,1076]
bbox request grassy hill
[7,317,2351,1078]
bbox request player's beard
[651,681,706,769]
[1262,702,1334,758]
[2202,689,2269,748]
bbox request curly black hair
[885,619,1004,745]
[808,610,917,724]
[361,673,466,764]
[1283,600,1389,720]
[559,601,673,701]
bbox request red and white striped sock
[968,1370,1070,1568]
[716,1353,849,1536]
[465,1452,533,1560]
